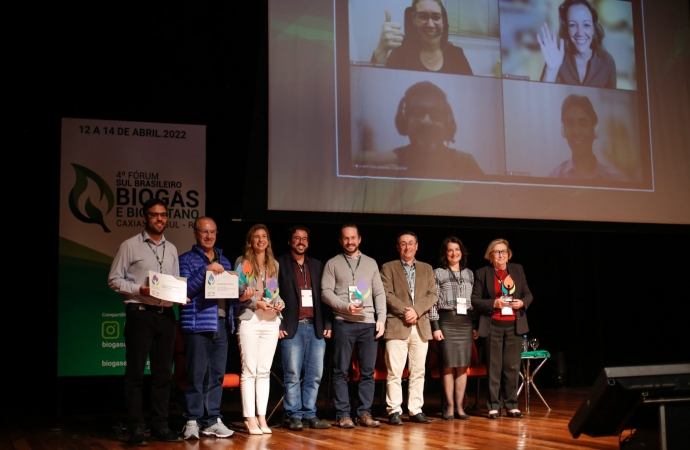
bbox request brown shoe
[337,417,355,429]
[357,413,381,428]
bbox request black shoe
[506,410,523,418]
[127,428,149,446]
[487,410,499,419]
[302,417,330,429]
[408,412,431,424]
[388,412,403,426]
[454,410,470,420]
[286,417,304,431]
[150,428,182,442]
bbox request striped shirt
[430,267,474,321]
[401,259,416,303]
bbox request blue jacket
[179,245,238,333]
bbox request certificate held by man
[205,271,239,299]
[149,270,188,304]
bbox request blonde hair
[484,238,513,261]
[242,224,278,279]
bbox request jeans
[332,320,378,419]
[123,307,176,432]
[182,318,229,427]
[280,322,326,419]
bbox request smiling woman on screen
[537,0,616,88]
[372,0,473,75]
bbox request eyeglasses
[413,11,443,23]
[146,213,168,219]
[292,236,309,243]
[492,250,508,256]
[195,229,217,236]
[407,106,446,123]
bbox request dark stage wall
[14,1,688,416]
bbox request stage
[6,387,622,449]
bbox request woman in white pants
[235,224,284,435]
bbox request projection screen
[268,0,690,224]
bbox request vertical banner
[58,118,206,376]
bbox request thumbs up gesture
[373,9,403,64]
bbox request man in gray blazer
[380,231,438,425]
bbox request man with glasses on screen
[357,81,484,180]
[108,198,183,445]
[549,94,623,180]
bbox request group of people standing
[108,199,533,445]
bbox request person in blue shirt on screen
[549,94,623,180]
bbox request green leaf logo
[68,164,115,233]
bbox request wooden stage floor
[4,387,622,449]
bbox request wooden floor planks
[3,388,620,449]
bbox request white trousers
[385,325,428,415]
[237,312,281,417]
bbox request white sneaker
[202,418,234,438]
[183,420,200,440]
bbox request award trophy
[350,279,370,309]
[264,277,279,305]
[500,274,516,315]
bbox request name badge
[456,297,467,315]
[301,289,313,307]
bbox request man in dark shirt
[277,226,333,430]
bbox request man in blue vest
[178,216,254,440]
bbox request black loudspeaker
[568,363,690,450]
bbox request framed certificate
[149,271,187,304]
[205,271,239,299]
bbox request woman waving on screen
[537,0,616,88]
[371,0,472,75]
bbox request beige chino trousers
[385,325,428,416]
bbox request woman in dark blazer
[471,239,533,419]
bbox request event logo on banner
[58,118,206,376]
